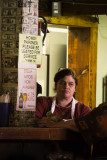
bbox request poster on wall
[19,33,42,64]
[22,0,38,35]
[16,0,39,111]
[16,63,37,111]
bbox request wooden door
[68,27,97,109]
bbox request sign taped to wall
[16,63,37,111]
[19,33,42,64]
[22,0,38,35]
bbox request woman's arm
[35,116,79,132]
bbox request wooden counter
[0,128,89,160]
[0,127,81,141]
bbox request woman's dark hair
[54,68,78,85]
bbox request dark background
[39,0,107,16]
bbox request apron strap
[51,96,78,119]
[51,97,56,114]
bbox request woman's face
[55,75,76,99]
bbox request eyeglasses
[59,80,75,87]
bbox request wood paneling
[68,27,90,106]
[45,16,98,28]
[89,27,98,109]
[68,27,98,109]
[0,127,81,140]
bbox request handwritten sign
[16,63,37,111]
[19,34,42,64]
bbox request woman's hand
[35,117,79,132]
[35,117,64,128]
[35,117,55,127]
[45,119,79,132]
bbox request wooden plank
[89,27,98,109]
[0,128,49,140]
[45,16,98,28]
[68,26,98,109]
[68,27,90,106]
[0,127,81,141]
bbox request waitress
[35,68,92,159]
[35,68,91,122]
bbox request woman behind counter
[35,68,91,122]
[35,68,92,159]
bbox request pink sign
[16,63,37,111]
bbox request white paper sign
[19,34,42,64]
[16,63,37,111]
